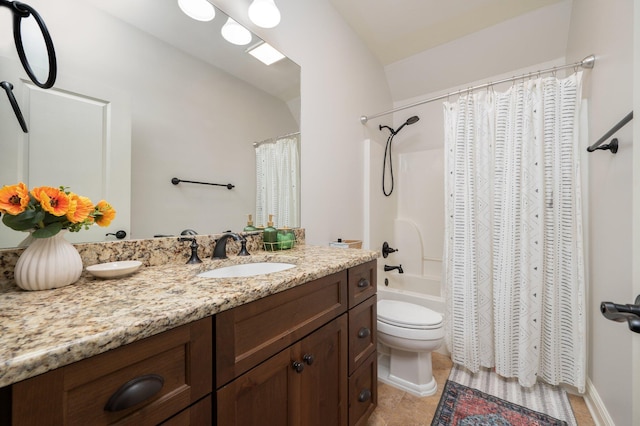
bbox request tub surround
[0,230,377,389]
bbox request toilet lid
[378,300,443,329]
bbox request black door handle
[601,295,640,333]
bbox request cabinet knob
[357,327,371,338]
[292,361,305,373]
[104,374,164,412]
[358,389,372,403]
[357,278,370,288]
[303,354,314,365]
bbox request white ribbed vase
[14,230,83,291]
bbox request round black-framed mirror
[9,1,57,88]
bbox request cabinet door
[217,348,294,426]
[217,315,348,426]
[297,315,348,426]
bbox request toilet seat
[377,300,442,330]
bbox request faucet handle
[238,239,250,256]
[179,237,202,264]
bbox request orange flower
[0,182,30,215]
[94,200,116,227]
[32,186,70,217]
[66,193,94,224]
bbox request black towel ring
[2,0,57,88]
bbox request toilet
[377,299,444,397]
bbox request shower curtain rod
[360,54,596,124]
[253,131,300,147]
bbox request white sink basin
[197,262,296,278]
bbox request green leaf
[32,222,63,238]
[2,210,42,231]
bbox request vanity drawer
[348,351,377,426]
[12,317,212,426]
[348,260,376,308]
[349,295,376,374]
[159,395,212,425]
[216,270,348,387]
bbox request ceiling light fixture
[246,41,285,65]
[178,0,215,22]
[221,18,252,45]
[248,0,281,29]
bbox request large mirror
[0,0,300,248]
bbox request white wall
[565,1,634,425]
[633,4,640,425]
[213,0,393,247]
[385,0,573,101]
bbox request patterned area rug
[432,380,567,426]
[447,364,577,425]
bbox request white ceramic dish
[86,260,142,278]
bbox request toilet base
[377,350,438,397]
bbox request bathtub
[379,272,442,300]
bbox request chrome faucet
[212,232,249,259]
[384,264,403,274]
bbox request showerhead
[379,115,420,135]
[394,115,420,134]
[406,116,420,125]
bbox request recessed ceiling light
[178,0,215,22]
[246,41,286,65]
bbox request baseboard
[583,377,615,426]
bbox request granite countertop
[0,245,378,388]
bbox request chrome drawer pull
[357,327,371,339]
[358,389,372,403]
[357,278,370,288]
[104,374,164,412]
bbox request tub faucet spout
[384,264,403,274]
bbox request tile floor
[367,353,596,426]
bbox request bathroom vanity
[0,245,377,425]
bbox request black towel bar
[171,177,234,190]
[587,111,633,153]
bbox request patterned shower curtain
[442,73,586,392]
[255,133,300,228]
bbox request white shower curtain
[442,73,586,392]
[255,133,300,228]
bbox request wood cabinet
[217,260,378,426]
[215,271,348,388]
[347,260,377,426]
[3,259,378,426]
[9,318,212,426]
[217,315,348,425]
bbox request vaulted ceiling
[329,0,566,66]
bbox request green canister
[263,214,278,251]
[277,227,295,250]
